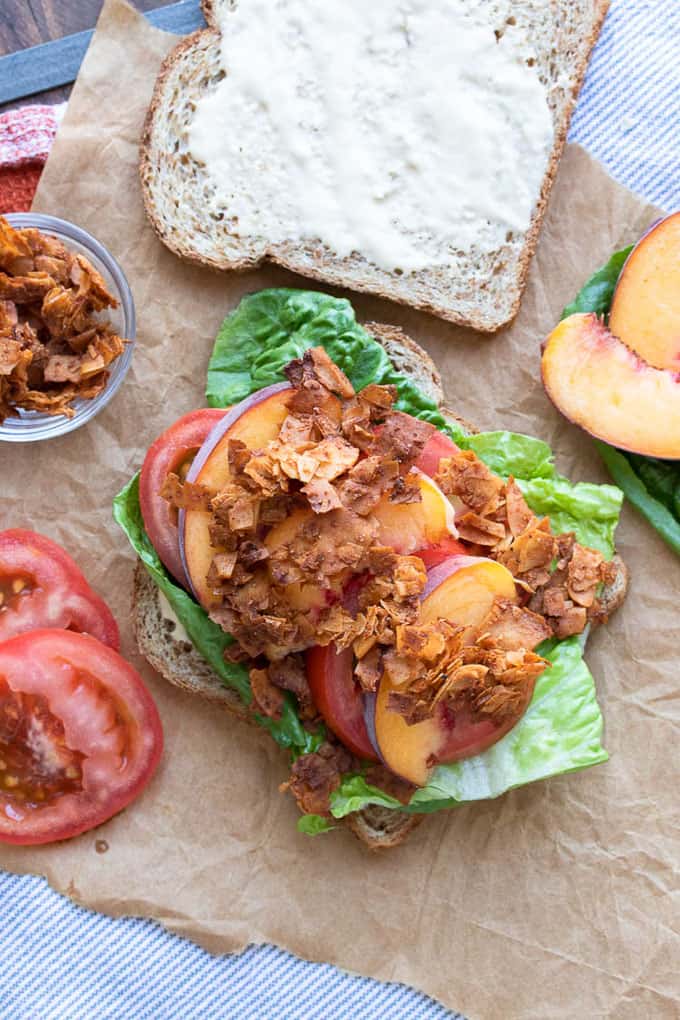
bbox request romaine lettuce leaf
[297,814,336,835]
[462,431,556,481]
[561,246,633,320]
[207,288,468,444]
[518,477,622,558]
[595,442,680,555]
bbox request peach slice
[263,470,456,610]
[181,383,292,608]
[542,313,680,460]
[609,213,680,370]
[372,555,519,785]
[263,470,455,561]
[372,469,457,553]
[419,554,517,629]
[264,506,347,612]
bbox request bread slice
[140,0,609,332]
[131,325,628,849]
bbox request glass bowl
[0,212,136,443]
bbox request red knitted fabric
[0,105,60,213]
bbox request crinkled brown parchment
[0,3,677,1018]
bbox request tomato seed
[11,579,24,595]
[4,775,18,788]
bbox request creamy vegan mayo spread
[188,0,553,273]
[158,591,192,645]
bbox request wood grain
[0,0,167,108]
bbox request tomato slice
[306,644,378,761]
[415,429,461,478]
[0,629,163,845]
[416,536,468,569]
[0,530,119,649]
[140,408,228,585]
[437,682,536,763]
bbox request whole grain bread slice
[140,0,609,332]
[131,324,628,850]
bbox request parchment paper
[1,2,678,1017]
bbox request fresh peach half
[181,383,292,608]
[542,313,680,460]
[371,555,520,786]
[609,213,680,371]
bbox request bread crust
[140,1,611,333]
[507,0,611,334]
[130,323,628,849]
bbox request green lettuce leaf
[112,475,323,757]
[462,431,556,481]
[518,477,622,558]
[595,442,680,555]
[561,246,633,320]
[459,431,622,558]
[331,635,606,817]
[296,814,336,835]
[207,288,468,444]
[564,246,680,556]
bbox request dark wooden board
[0,0,204,110]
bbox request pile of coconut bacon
[164,347,616,802]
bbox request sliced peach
[264,506,347,612]
[372,470,456,554]
[181,384,291,608]
[419,554,517,630]
[372,555,519,785]
[609,213,680,370]
[263,470,456,610]
[542,313,680,459]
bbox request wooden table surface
[0,0,167,108]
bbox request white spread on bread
[158,591,191,645]
[188,0,553,273]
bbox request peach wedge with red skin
[372,555,521,786]
[541,313,680,460]
[609,213,680,371]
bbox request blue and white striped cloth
[1,2,678,1017]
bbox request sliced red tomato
[415,429,461,478]
[0,629,163,845]
[306,644,378,761]
[0,530,119,649]
[140,408,227,584]
[437,682,536,763]
[416,536,468,569]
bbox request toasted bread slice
[140,0,609,332]
[131,325,628,849]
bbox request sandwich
[114,288,628,848]
[140,0,610,332]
